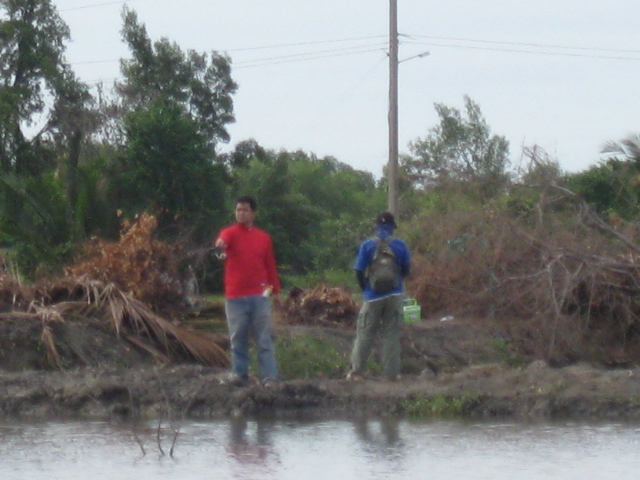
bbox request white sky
[54,0,639,178]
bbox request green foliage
[228,155,320,275]
[226,147,385,278]
[117,6,237,146]
[0,0,91,176]
[491,337,525,367]
[0,0,97,276]
[403,95,510,199]
[399,393,477,418]
[283,268,358,292]
[274,333,348,379]
[0,172,77,275]
[115,101,226,235]
[601,133,640,167]
[564,158,640,220]
[286,157,386,273]
[104,7,237,241]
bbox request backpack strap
[367,236,395,273]
[372,235,394,252]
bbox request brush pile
[0,214,228,371]
[280,285,358,327]
[407,185,640,366]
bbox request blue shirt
[354,234,411,301]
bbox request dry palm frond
[41,326,61,368]
[29,303,67,369]
[0,273,33,312]
[1,274,228,367]
[161,326,229,367]
[28,303,66,325]
[0,311,38,320]
[82,280,228,366]
[122,333,172,365]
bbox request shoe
[262,377,280,389]
[346,372,364,381]
[220,374,249,387]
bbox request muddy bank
[3,317,640,422]
[3,362,640,422]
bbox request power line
[58,0,139,12]
[75,44,386,82]
[226,35,387,53]
[70,39,389,70]
[69,32,640,80]
[404,34,640,55]
[234,48,385,69]
[403,39,640,61]
[233,44,387,69]
[74,59,119,65]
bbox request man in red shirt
[215,196,280,388]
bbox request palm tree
[602,134,640,165]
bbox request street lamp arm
[399,51,430,63]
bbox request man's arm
[355,269,367,291]
[353,240,372,292]
[400,263,410,278]
[265,236,281,295]
[397,239,411,278]
[215,226,231,250]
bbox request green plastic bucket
[403,297,421,323]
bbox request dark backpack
[368,237,399,293]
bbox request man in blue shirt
[347,211,411,381]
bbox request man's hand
[273,295,282,308]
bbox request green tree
[0,0,97,276]
[0,0,91,176]
[403,95,510,194]
[225,145,385,283]
[116,7,237,148]
[103,7,237,239]
[228,154,319,275]
[285,153,384,272]
[564,134,640,221]
[602,134,640,166]
[114,101,226,239]
[0,172,76,275]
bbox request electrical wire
[226,35,387,53]
[233,44,387,69]
[58,0,139,12]
[402,39,640,61]
[403,34,640,55]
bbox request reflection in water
[353,417,403,451]
[1,418,640,480]
[226,417,281,475]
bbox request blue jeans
[225,296,279,380]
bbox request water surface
[1,417,638,479]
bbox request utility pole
[387,0,399,215]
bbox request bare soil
[2,315,640,422]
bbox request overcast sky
[55,0,639,178]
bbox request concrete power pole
[387,0,399,215]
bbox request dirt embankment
[2,317,640,422]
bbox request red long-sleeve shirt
[217,223,281,299]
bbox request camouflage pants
[349,294,403,379]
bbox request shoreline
[3,362,640,422]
